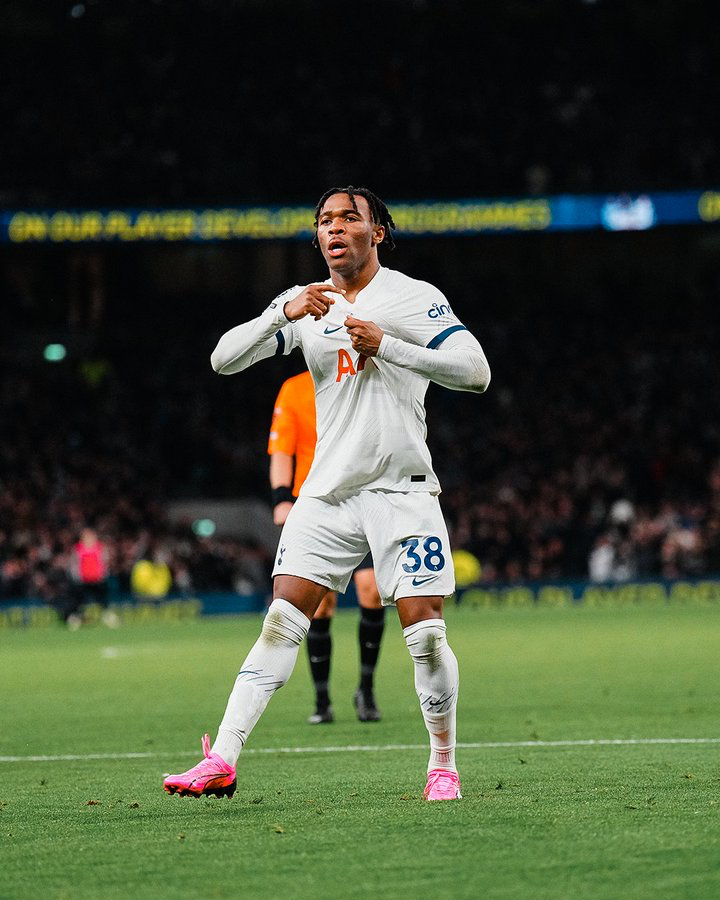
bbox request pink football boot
[163,734,236,798]
[423,768,462,801]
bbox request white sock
[403,619,459,773]
[212,598,310,765]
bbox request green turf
[2,604,719,899]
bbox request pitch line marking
[1,737,720,763]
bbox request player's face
[316,194,384,273]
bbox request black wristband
[272,486,295,506]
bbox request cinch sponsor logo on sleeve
[427,302,454,318]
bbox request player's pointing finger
[317,285,346,295]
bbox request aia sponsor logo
[336,349,374,381]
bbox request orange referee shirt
[267,371,317,497]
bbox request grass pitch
[2,604,719,899]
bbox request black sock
[307,617,332,711]
[358,606,385,696]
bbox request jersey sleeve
[271,287,303,357]
[376,280,490,393]
[399,283,469,350]
[210,286,302,374]
[267,380,298,456]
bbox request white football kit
[211,265,490,602]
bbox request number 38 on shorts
[401,536,446,573]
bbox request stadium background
[4,5,720,899]
[2,0,720,621]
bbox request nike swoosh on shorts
[411,575,436,587]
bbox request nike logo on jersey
[411,575,436,587]
[324,325,343,334]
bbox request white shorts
[272,490,455,604]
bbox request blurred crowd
[2,1,718,208]
[2,228,719,604]
[430,245,720,584]
[2,0,719,602]
[0,357,275,610]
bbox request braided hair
[312,185,396,250]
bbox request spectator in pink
[67,528,117,629]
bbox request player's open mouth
[328,241,348,258]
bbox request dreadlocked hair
[312,185,396,250]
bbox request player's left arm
[345,316,490,393]
[269,452,295,525]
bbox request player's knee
[359,605,385,627]
[314,591,337,618]
[354,569,381,608]
[260,598,310,648]
[403,619,448,668]
[404,620,458,713]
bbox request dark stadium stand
[1,1,719,606]
[1,1,718,207]
[2,226,719,602]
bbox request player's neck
[328,258,381,302]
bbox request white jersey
[211,265,490,500]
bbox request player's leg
[164,575,326,798]
[64,583,85,631]
[363,491,459,799]
[164,495,367,798]
[306,589,337,724]
[396,595,461,801]
[95,579,120,629]
[212,574,328,761]
[353,558,385,721]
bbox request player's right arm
[211,285,343,375]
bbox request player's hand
[273,501,294,526]
[284,284,346,322]
[345,316,384,357]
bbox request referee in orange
[269,370,385,724]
